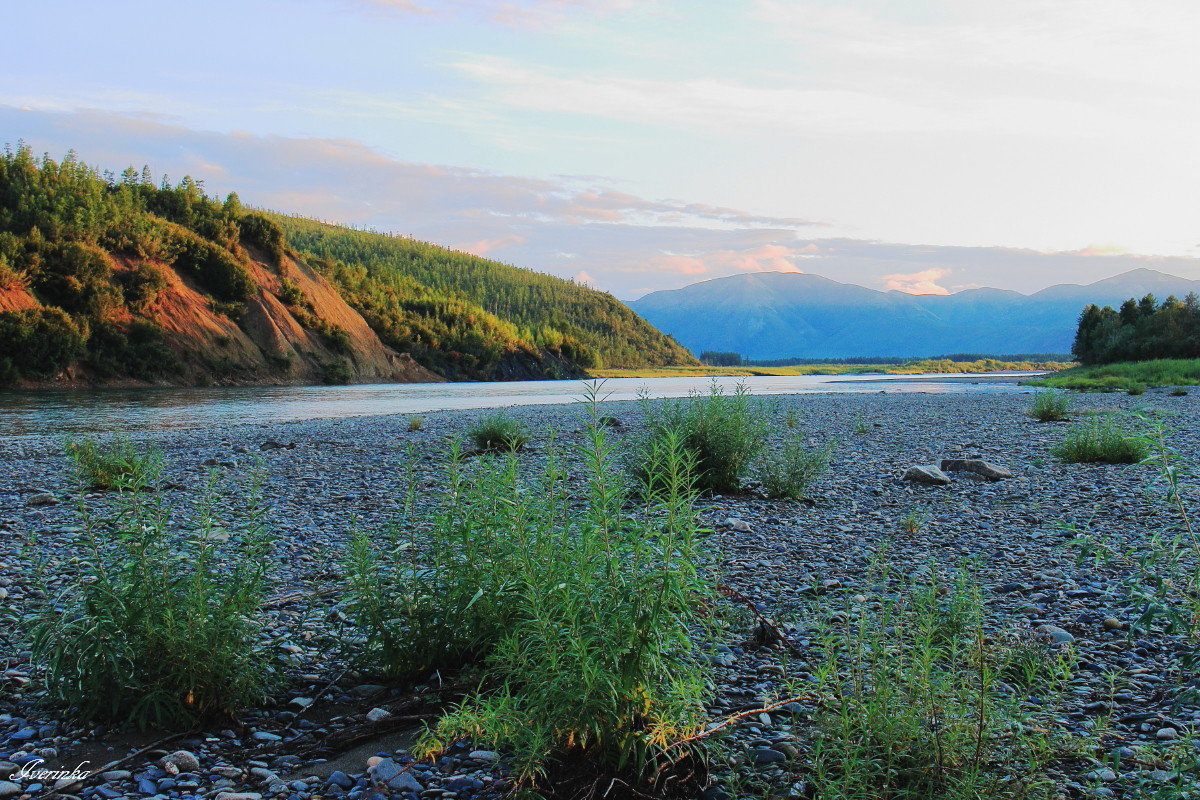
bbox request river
[0,372,1039,437]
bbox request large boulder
[939,459,1012,481]
[903,465,951,485]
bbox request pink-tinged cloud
[1076,243,1129,256]
[647,254,710,275]
[573,269,596,285]
[456,234,526,256]
[884,268,952,295]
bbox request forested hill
[275,215,695,373]
[0,145,695,387]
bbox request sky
[4,0,1200,299]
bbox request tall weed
[807,566,1070,800]
[30,465,277,727]
[349,406,715,782]
[635,380,768,493]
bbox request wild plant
[29,464,277,727]
[467,411,530,452]
[806,565,1070,799]
[349,403,715,783]
[755,434,833,500]
[1051,413,1149,464]
[1070,413,1200,663]
[897,505,931,534]
[634,379,769,493]
[1028,391,1070,422]
[65,435,163,490]
[408,415,425,432]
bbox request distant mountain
[627,268,1200,360]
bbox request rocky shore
[0,388,1197,799]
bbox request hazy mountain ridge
[628,268,1200,360]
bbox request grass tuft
[1028,391,1070,422]
[467,411,530,452]
[407,415,425,432]
[348,405,713,783]
[1051,414,1149,464]
[66,436,163,490]
[634,380,768,494]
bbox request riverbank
[590,357,1074,379]
[1,388,1197,798]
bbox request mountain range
[627,268,1200,360]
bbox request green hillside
[0,144,694,386]
[275,215,696,371]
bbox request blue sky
[4,0,1200,298]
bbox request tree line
[1073,293,1200,365]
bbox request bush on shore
[467,411,530,452]
[347,408,714,783]
[30,462,277,727]
[1028,390,1070,422]
[635,380,768,494]
[755,434,833,499]
[808,566,1070,799]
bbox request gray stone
[1102,617,1129,631]
[161,750,201,774]
[903,465,951,485]
[25,492,57,506]
[1156,727,1179,740]
[723,517,752,532]
[939,458,1013,480]
[751,747,787,765]
[468,750,500,762]
[365,707,390,722]
[1036,624,1075,645]
[0,782,19,799]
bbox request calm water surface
[0,373,1038,437]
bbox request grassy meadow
[1026,357,1200,392]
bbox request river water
[0,372,1039,437]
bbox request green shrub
[408,415,425,432]
[1127,384,1146,395]
[808,568,1070,799]
[467,411,530,452]
[0,307,87,381]
[755,434,832,499]
[636,380,769,493]
[1051,414,1149,464]
[84,320,181,380]
[318,322,352,355]
[30,469,277,727]
[117,261,170,311]
[238,212,286,264]
[348,414,712,782]
[66,436,164,490]
[1170,388,1189,397]
[1029,390,1070,422]
[320,358,352,385]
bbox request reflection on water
[0,373,1037,437]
